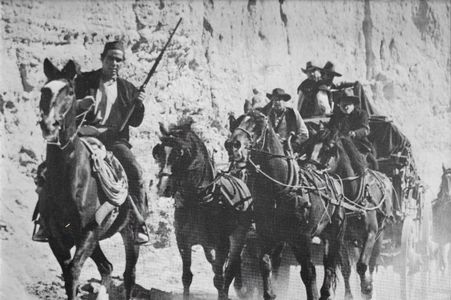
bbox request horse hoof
[96,286,109,300]
[344,292,354,300]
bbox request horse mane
[338,136,367,176]
[165,123,212,172]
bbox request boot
[32,219,48,242]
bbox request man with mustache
[265,88,309,154]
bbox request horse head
[153,120,205,197]
[309,130,366,177]
[39,58,79,146]
[307,129,339,171]
[225,109,269,167]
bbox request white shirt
[95,79,117,125]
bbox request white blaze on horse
[38,59,142,300]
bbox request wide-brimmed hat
[301,61,321,74]
[266,88,291,102]
[321,61,342,77]
[337,95,359,105]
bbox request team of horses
[37,59,447,300]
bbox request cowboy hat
[266,88,291,101]
[321,61,342,77]
[301,61,321,74]
[337,95,359,105]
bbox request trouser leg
[108,143,149,244]
[108,143,147,217]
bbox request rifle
[119,17,183,132]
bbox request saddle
[216,173,252,212]
[80,137,129,225]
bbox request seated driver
[328,95,378,170]
[263,88,309,154]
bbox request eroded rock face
[1,0,450,231]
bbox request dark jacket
[75,69,145,147]
[297,79,320,118]
[263,106,309,152]
[328,108,372,152]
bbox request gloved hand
[76,96,95,111]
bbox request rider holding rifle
[33,19,182,244]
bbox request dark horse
[306,130,394,300]
[38,59,140,300]
[152,121,252,300]
[225,110,345,300]
[432,165,451,272]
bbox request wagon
[235,84,432,299]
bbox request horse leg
[120,226,140,300]
[69,230,99,300]
[223,225,248,298]
[320,237,340,300]
[340,242,354,300]
[259,240,277,300]
[271,242,285,281]
[90,244,113,298]
[292,238,319,300]
[177,239,193,299]
[357,213,378,298]
[48,236,74,299]
[271,242,290,298]
[368,232,382,297]
[212,240,229,300]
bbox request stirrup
[32,221,48,242]
[134,225,150,246]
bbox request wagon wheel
[399,214,417,300]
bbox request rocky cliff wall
[1,0,450,188]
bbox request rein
[247,156,324,191]
[45,102,93,150]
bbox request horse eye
[152,144,163,159]
[233,141,241,149]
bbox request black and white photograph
[1,0,450,299]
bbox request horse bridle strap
[45,103,93,150]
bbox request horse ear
[61,60,80,80]
[159,122,170,136]
[443,164,446,173]
[43,58,60,80]
[152,143,163,159]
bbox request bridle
[235,113,292,159]
[40,79,92,150]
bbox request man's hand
[348,131,356,138]
[136,91,146,103]
[77,96,95,111]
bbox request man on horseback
[263,88,309,154]
[33,41,149,244]
[328,94,378,170]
